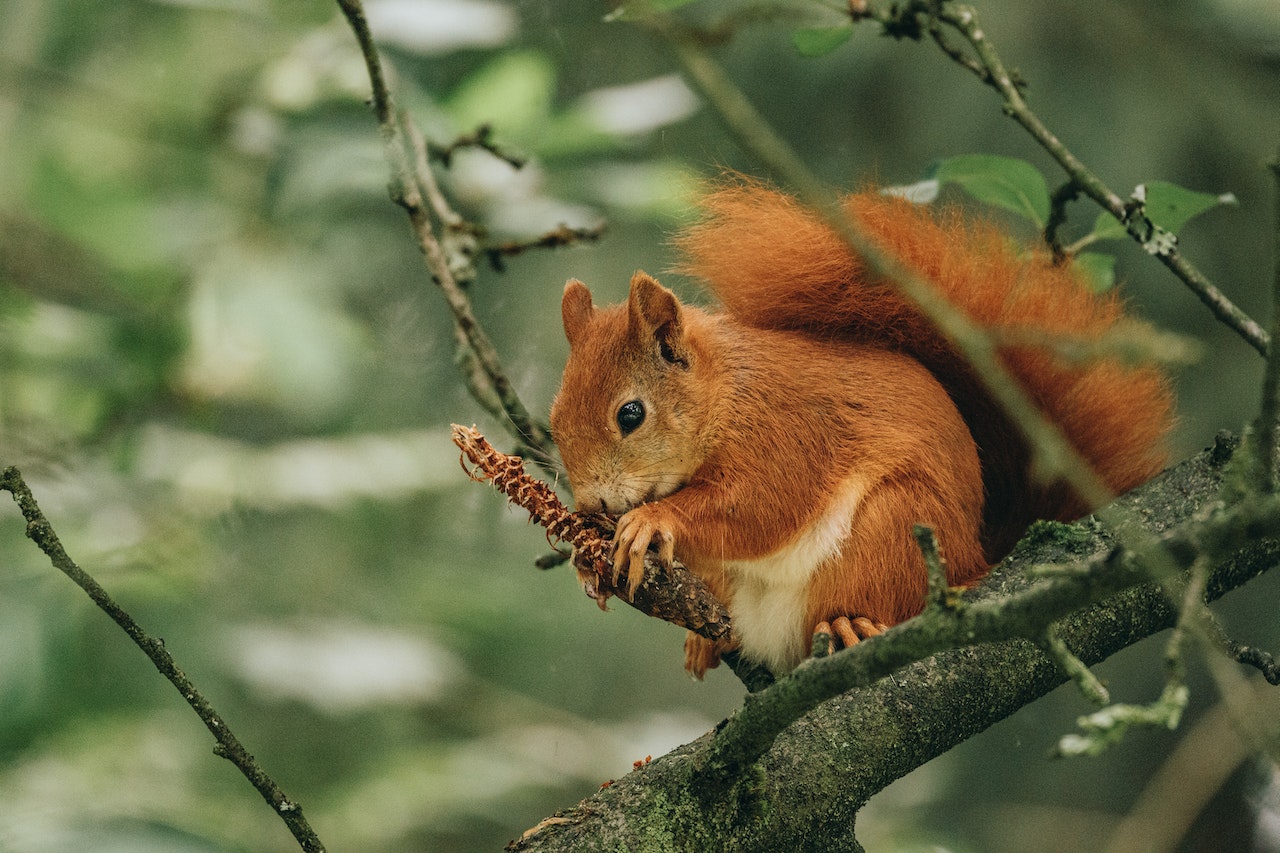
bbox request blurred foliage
[1,0,1279,850]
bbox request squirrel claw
[813,615,888,656]
[611,504,677,599]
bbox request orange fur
[675,181,1174,557]
[550,182,1173,677]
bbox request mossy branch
[510,440,1280,852]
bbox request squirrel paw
[611,503,677,599]
[572,559,611,611]
[813,616,888,656]
[683,632,737,679]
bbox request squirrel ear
[561,279,595,349]
[628,271,690,368]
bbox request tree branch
[455,417,1280,840]
[0,467,327,853]
[508,437,1280,852]
[885,1,1270,357]
[334,0,560,473]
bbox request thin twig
[913,524,954,611]
[334,0,558,473]
[921,7,990,82]
[913,1,1269,357]
[485,224,608,272]
[1041,623,1110,707]
[1044,179,1080,261]
[433,123,527,169]
[0,467,326,853]
[333,0,390,125]
[1254,152,1280,487]
[1165,554,1209,689]
[1234,645,1280,685]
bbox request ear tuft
[561,279,595,349]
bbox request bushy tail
[674,180,1174,560]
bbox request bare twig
[1041,623,1110,707]
[1234,645,1280,685]
[485,224,607,272]
[920,7,991,83]
[0,467,326,853]
[912,524,954,611]
[433,123,527,169]
[334,0,558,473]
[1044,179,1081,261]
[333,0,390,125]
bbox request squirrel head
[550,271,713,516]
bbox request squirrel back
[674,181,1174,560]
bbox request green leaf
[1091,180,1238,242]
[1091,210,1128,242]
[1072,251,1116,292]
[1142,181,1238,232]
[930,155,1051,226]
[792,25,854,57]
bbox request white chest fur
[725,478,865,674]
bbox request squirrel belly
[723,475,869,676]
[550,181,1174,677]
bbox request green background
[2,0,1279,850]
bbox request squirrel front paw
[611,503,677,598]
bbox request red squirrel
[549,181,1174,678]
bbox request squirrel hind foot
[812,616,888,657]
[684,631,738,680]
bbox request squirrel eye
[616,400,645,435]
